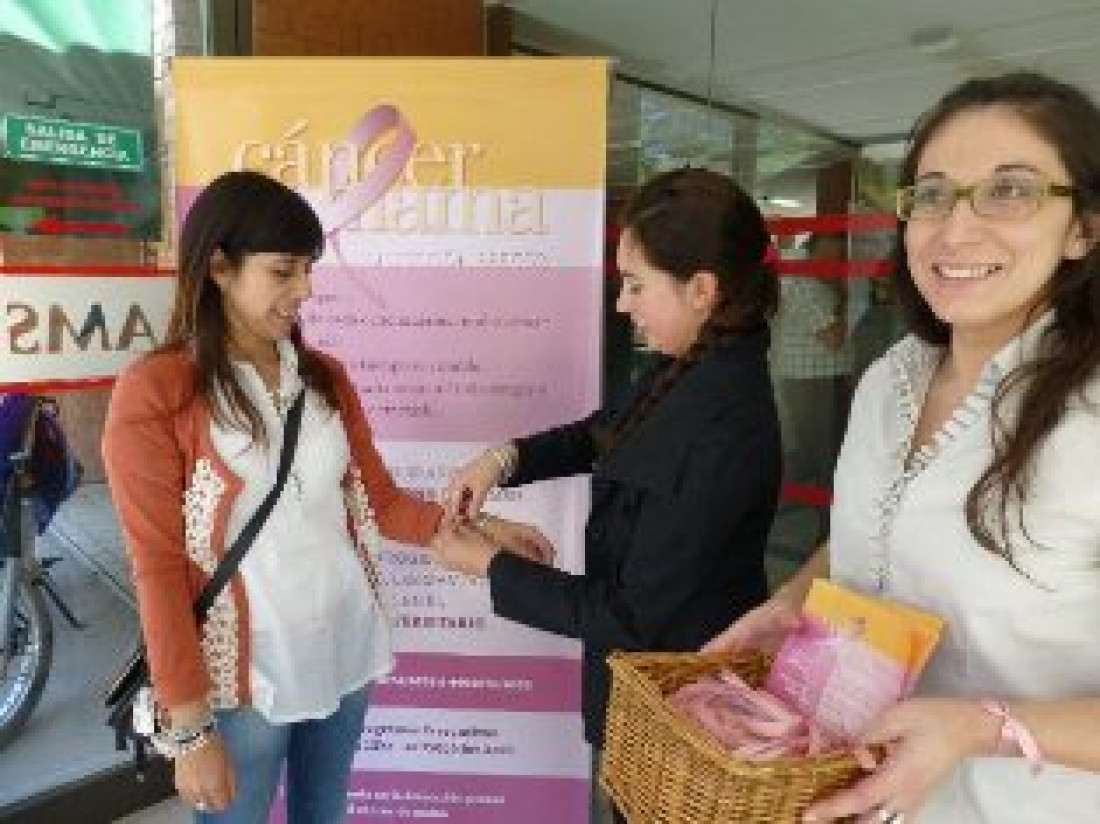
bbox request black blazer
[487,326,782,745]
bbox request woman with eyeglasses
[705,72,1100,823]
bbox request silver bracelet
[150,717,217,759]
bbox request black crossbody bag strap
[192,390,305,621]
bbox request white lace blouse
[212,339,391,723]
[830,314,1100,822]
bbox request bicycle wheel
[0,579,53,747]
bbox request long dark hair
[162,169,339,442]
[603,167,778,452]
[893,72,1100,567]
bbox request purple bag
[0,394,83,533]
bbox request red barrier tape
[780,482,833,508]
[766,212,897,235]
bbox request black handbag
[105,390,305,775]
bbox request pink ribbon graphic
[317,103,416,239]
[315,104,417,309]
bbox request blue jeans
[196,687,368,824]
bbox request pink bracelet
[980,700,1043,775]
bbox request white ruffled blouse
[830,314,1100,822]
[212,339,390,723]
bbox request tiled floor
[0,483,143,813]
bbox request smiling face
[904,104,1090,350]
[212,251,313,358]
[614,228,715,357]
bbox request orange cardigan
[102,347,441,710]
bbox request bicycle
[0,396,84,747]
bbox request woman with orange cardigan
[103,170,546,823]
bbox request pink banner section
[345,772,588,823]
[302,265,601,442]
[270,773,588,824]
[373,653,581,713]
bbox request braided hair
[600,168,778,454]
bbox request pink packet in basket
[764,580,944,744]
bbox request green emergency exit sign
[3,113,143,172]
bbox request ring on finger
[195,800,209,812]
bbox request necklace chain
[266,384,288,418]
[263,380,302,498]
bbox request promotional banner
[0,267,174,391]
[174,59,607,823]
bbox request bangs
[223,181,324,261]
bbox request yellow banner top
[174,58,608,190]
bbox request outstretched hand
[442,451,503,521]
[802,698,996,823]
[478,514,555,565]
[700,592,802,656]
[175,733,236,814]
[431,515,556,577]
[430,519,499,577]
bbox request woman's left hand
[803,698,997,823]
[431,516,555,577]
[431,520,499,577]
[477,515,555,565]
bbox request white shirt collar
[891,309,1057,404]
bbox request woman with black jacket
[433,167,782,822]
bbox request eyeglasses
[896,174,1075,222]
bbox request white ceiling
[508,0,1100,146]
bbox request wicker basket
[600,650,865,823]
